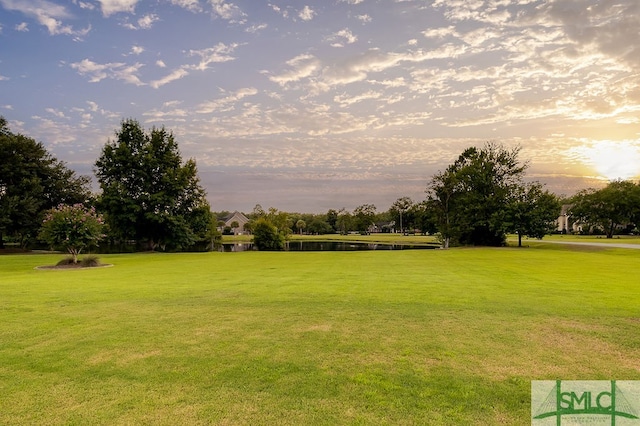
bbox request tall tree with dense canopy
[507,182,561,247]
[353,204,377,233]
[95,119,213,251]
[427,142,529,247]
[569,180,640,238]
[0,117,91,248]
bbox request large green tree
[427,142,528,247]
[252,218,285,250]
[0,117,91,248]
[507,182,561,247]
[95,119,213,251]
[353,204,377,233]
[569,180,640,238]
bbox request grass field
[1,244,639,425]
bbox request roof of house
[224,211,250,226]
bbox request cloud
[245,23,267,33]
[269,54,320,86]
[328,28,357,47]
[97,0,137,17]
[196,87,258,114]
[422,26,457,39]
[129,45,144,55]
[143,101,189,123]
[0,0,90,36]
[123,13,159,30]
[188,42,239,71]
[299,5,315,21]
[70,59,145,85]
[149,68,189,89]
[536,0,640,68]
[45,107,66,118]
[334,90,381,107]
[73,1,95,10]
[147,43,242,88]
[210,0,246,23]
[170,0,201,12]
[15,22,29,31]
[321,46,467,87]
[268,3,289,18]
[356,14,372,23]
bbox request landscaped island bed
[1,244,639,424]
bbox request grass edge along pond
[1,245,639,425]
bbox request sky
[2,0,640,213]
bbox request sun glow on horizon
[570,140,640,181]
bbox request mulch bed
[35,263,113,270]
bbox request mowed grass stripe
[0,247,639,425]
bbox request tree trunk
[518,233,522,247]
[0,231,4,249]
[69,248,79,264]
[607,221,614,239]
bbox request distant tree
[252,218,285,250]
[426,169,459,248]
[266,207,292,237]
[38,204,104,263]
[411,201,439,235]
[507,182,561,247]
[306,218,334,235]
[95,119,212,251]
[203,213,222,250]
[389,197,414,233]
[336,208,352,234]
[250,204,266,219]
[326,209,339,231]
[243,221,253,234]
[230,221,240,233]
[296,219,306,235]
[213,211,232,222]
[0,117,91,248]
[427,142,528,247]
[353,204,377,233]
[569,180,640,238]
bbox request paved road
[538,240,640,249]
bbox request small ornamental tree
[39,204,105,263]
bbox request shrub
[80,255,101,267]
[56,257,77,266]
[252,218,285,251]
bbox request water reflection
[219,241,438,252]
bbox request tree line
[2,116,639,253]
[1,117,215,253]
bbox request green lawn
[1,245,639,425]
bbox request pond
[219,241,440,252]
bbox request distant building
[556,204,570,233]
[221,211,250,235]
[556,204,582,233]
